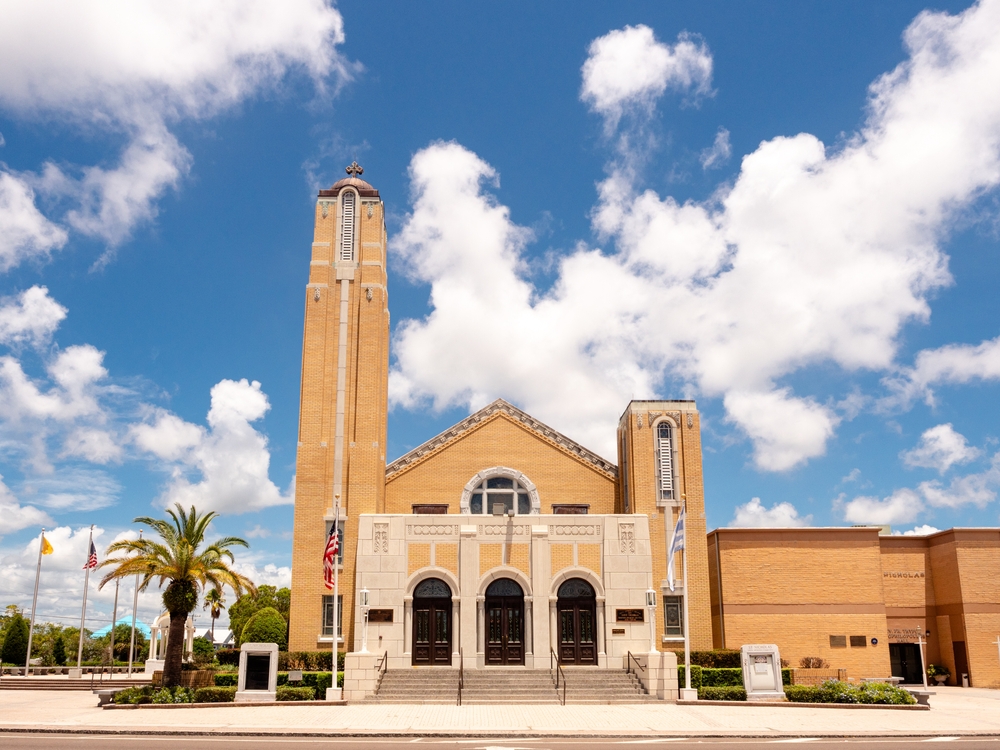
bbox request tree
[229,585,291,647]
[1,610,29,666]
[52,635,66,666]
[203,587,225,642]
[99,504,255,687]
[95,624,147,663]
[240,607,287,649]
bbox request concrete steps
[368,667,653,704]
[0,677,151,691]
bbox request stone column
[452,599,461,660]
[476,597,485,658]
[402,596,412,659]
[460,525,479,667]
[524,596,533,657]
[531,524,549,669]
[597,598,607,667]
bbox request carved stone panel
[373,523,389,554]
[619,523,636,554]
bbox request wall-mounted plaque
[612,628,626,635]
[616,608,645,623]
[368,609,393,623]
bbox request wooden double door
[485,578,525,665]
[412,578,453,665]
[557,578,597,665]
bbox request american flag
[323,524,340,590]
[84,540,98,570]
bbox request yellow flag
[40,535,53,555]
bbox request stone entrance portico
[343,512,666,700]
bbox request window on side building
[664,595,684,637]
[324,520,345,565]
[322,595,343,639]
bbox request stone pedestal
[630,650,679,701]
[235,642,278,703]
[342,651,380,702]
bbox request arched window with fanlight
[655,420,679,503]
[469,476,533,515]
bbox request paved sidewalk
[1,686,999,738]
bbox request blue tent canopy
[90,620,152,638]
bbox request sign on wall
[616,609,645,623]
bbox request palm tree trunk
[163,610,187,687]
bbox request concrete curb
[1,727,999,739]
[679,699,929,710]
[104,700,347,709]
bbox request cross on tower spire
[346,161,364,178]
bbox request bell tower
[288,162,389,652]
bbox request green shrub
[671,649,741,668]
[216,648,240,666]
[699,686,747,701]
[214,673,237,686]
[700,667,742,687]
[240,607,288,650]
[1,612,29,666]
[115,685,195,704]
[214,670,341,691]
[677,665,703,689]
[113,686,149,704]
[195,686,237,703]
[52,636,66,666]
[785,680,915,705]
[782,668,792,685]
[278,650,343,671]
[276,686,315,701]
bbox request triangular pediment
[385,399,617,480]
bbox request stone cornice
[385,398,618,480]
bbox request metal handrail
[549,649,566,706]
[626,651,646,676]
[374,650,389,698]
[457,648,464,706]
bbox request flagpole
[128,529,142,678]
[77,524,95,668]
[332,493,340,694]
[681,495,692,696]
[109,578,120,672]
[25,528,45,675]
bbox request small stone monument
[236,642,278,703]
[740,644,785,702]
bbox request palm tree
[203,587,225,644]
[99,504,255,687]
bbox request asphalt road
[4,735,1000,749]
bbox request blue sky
[2,0,1000,630]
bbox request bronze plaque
[368,609,394,623]
[616,608,645,623]
[612,628,626,635]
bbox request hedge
[785,681,915,705]
[277,686,315,701]
[279,651,346,672]
[670,649,742,668]
[113,686,196,704]
[194,686,237,703]
[214,671,343,690]
[680,666,793,689]
[699,686,747,701]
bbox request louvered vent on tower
[657,422,674,498]
[340,191,356,262]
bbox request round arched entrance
[485,578,525,665]
[556,578,597,665]
[412,578,452,665]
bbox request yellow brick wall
[508,543,530,576]
[578,543,602,577]
[385,412,617,514]
[551,544,574,576]
[480,544,502,576]
[408,543,431,576]
[436,543,458,576]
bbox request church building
[288,166,1000,700]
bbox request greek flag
[667,505,685,592]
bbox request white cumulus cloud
[581,25,712,132]
[730,497,812,527]
[0,0,353,261]
[700,127,731,169]
[901,423,980,473]
[134,379,292,514]
[391,2,1000,469]
[0,286,67,349]
[840,488,924,525]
